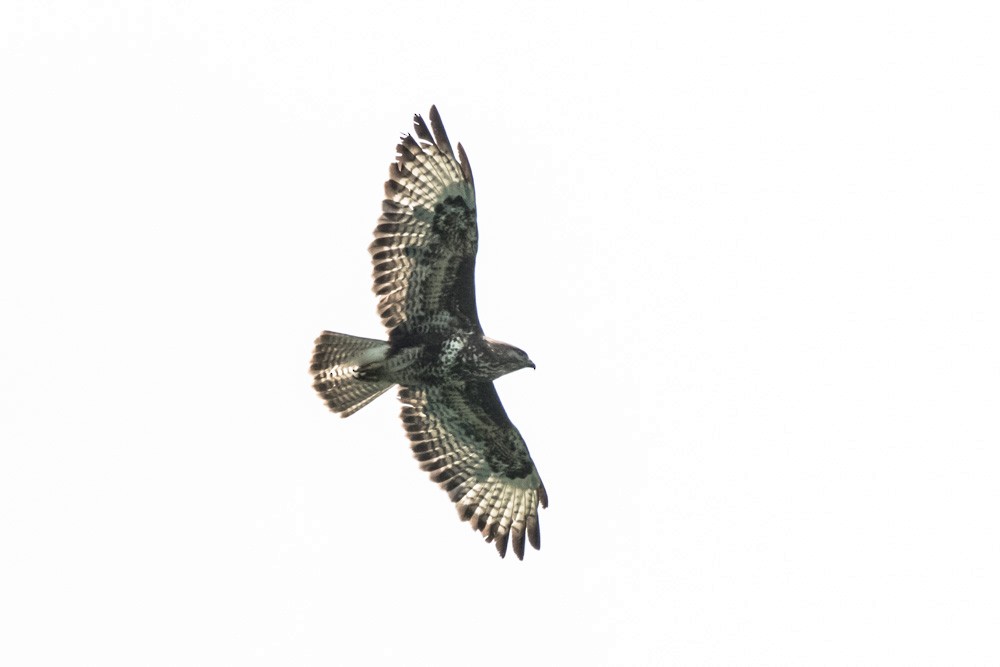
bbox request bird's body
[311,107,546,559]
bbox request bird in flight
[311,107,547,559]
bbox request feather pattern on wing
[312,107,547,560]
[399,383,547,560]
[370,106,481,341]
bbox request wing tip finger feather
[428,105,455,158]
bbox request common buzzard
[311,107,547,559]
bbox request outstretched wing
[398,383,548,559]
[370,106,481,341]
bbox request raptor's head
[482,337,535,379]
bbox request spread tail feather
[311,331,392,417]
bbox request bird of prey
[310,107,547,559]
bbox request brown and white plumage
[371,106,481,339]
[400,383,547,560]
[311,107,547,559]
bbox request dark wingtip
[527,506,541,551]
[428,105,455,158]
[495,530,510,558]
[457,142,474,188]
[412,112,433,143]
[513,529,526,560]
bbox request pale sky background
[2,2,998,665]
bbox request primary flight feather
[311,107,546,559]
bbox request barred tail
[311,331,392,417]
